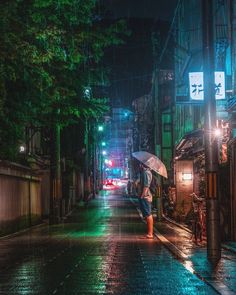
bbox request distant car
[105,179,113,186]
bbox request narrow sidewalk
[152,214,236,295]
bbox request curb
[0,221,48,240]
[163,215,236,255]
[162,215,192,233]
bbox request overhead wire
[158,0,182,66]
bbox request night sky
[100,1,178,108]
[101,0,178,20]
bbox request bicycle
[189,193,206,245]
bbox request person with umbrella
[137,163,154,239]
[132,151,168,239]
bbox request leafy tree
[0,0,128,160]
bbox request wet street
[0,188,236,295]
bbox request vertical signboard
[189,71,225,100]
[215,71,225,100]
[189,72,204,100]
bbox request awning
[175,129,204,159]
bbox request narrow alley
[1,187,236,295]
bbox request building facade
[151,0,236,240]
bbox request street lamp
[19,145,26,153]
[84,87,91,99]
[98,125,104,132]
[214,128,222,137]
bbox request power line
[158,0,182,66]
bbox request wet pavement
[0,188,235,294]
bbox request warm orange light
[182,173,192,181]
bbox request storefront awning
[175,129,204,159]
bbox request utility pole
[151,31,162,221]
[202,0,221,263]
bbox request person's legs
[139,198,153,238]
[146,214,153,238]
[138,198,145,218]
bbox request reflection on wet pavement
[0,191,220,294]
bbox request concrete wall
[0,162,42,236]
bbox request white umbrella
[132,151,168,178]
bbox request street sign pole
[202,0,221,263]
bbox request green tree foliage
[0,0,128,160]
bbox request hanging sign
[189,72,204,100]
[215,71,225,100]
[189,71,225,100]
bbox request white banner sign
[215,71,225,100]
[189,72,204,100]
[189,71,225,100]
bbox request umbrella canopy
[132,151,168,178]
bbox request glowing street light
[214,128,222,137]
[19,145,26,153]
[84,87,91,99]
[98,125,104,132]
